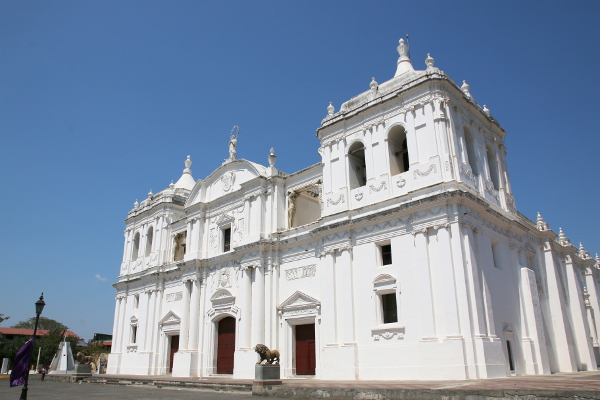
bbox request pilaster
[564,255,596,370]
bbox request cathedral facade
[107,39,600,380]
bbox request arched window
[464,127,479,175]
[145,226,153,257]
[348,141,367,189]
[388,125,409,175]
[132,232,140,261]
[486,145,500,190]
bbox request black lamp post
[19,293,45,400]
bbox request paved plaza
[1,372,599,399]
[0,380,282,400]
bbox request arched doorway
[216,317,236,374]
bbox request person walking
[40,367,45,382]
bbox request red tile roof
[0,327,80,338]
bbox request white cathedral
[107,38,600,380]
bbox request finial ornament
[536,212,550,231]
[579,242,591,259]
[134,199,139,209]
[169,180,175,190]
[370,77,378,90]
[184,155,192,171]
[268,147,276,167]
[483,105,490,116]
[394,38,414,77]
[425,53,435,69]
[397,38,409,59]
[227,126,240,162]
[461,80,472,99]
[148,189,153,200]
[558,227,570,246]
[327,102,334,116]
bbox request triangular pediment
[502,323,514,335]
[278,291,320,310]
[216,213,234,225]
[159,310,181,325]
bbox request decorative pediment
[159,310,181,326]
[277,291,320,319]
[211,289,235,305]
[373,274,397,292]
[216,213,234,225]
[373,274,396,285]
[502,323,514,335]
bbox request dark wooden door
[295,324,315,375]
[217,317,236,374]
[169,335,179,373]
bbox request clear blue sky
[1,1,598,341]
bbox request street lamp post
[19,293,45,400]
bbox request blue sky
[1,1,598,340]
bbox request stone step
[81,377,252,393]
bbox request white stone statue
[228,126,240,161]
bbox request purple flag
[9,338,34,387]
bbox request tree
[0,314,9,324]
[11,317,68,331]
[0,329,80,370]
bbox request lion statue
[254,344,280,365]
[76,352,97,370]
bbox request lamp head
[35,293,45,315]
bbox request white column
[435,224,460,337]
[335,247,355,344]
[122,231,130,263]
[413,228,436,339]
[252,265,265,345]
[146,289,158,355]
[584,267,600,348]
[319,251,337,345]
[179,280,191,351]
[264,263,273,347]
[404,110,420,165]
[240,268,253,349]
[142,291,152,352]
[188,279,201,351]
[322,144,332,193]
[111,297,122,353]
[444,100,462,179]
[564,256,596,369]
[152,286,164,373]
[462,225,487,336]
[540,241,577,371]
[518,263,551,374]
[117,296,128,352]
[449,221,477,378]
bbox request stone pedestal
[252,364,282,395]
[74,364,92,374]
[72,363,92,381]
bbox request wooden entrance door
[216,317,235,374]
[295,323,315,375]
[169,335,179,373]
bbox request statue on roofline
[228,125,240,162]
